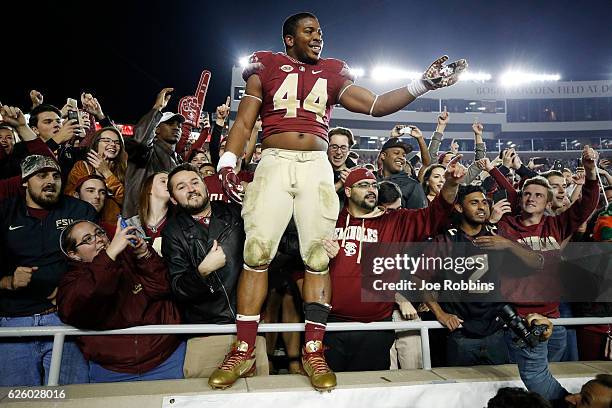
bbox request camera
[398,126,416,135]
[497,304,548,348]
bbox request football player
[211,12,467,391]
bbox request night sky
[3,0,612,123]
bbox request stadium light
[500,71,561,87]
[349,68,365,78]
[459,71,492,82]
[239,56,250,67]
[372,66,420,81]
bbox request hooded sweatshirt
[330,194,454,322]
[496,179,599,317]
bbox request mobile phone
[66,98,78,109]
[118,216,140,245]
[532,157,548,166]
[399,126,416,135]
[67,110,79,122]
[552,160,563,171]
[492,189,508,203]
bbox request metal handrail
[2,317,611,386]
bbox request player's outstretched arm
[339,56,466,117]
[222,75,262,162]
[217,75,262,203]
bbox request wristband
[406,79,429,98]
[217,151,238,172]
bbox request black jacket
[378,171,427,209]
[161,201,244,324]
[0,195,97,316]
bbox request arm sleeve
[57,253,121,329]
[104,173,125,205]
[428,132,443,163]
[556,179,599,240]
[131,249,172,300]
[161,228,217,301]
[24,138,55,158]
[462,142,487,185]
[190,127,210,153]
[65,161,88,196]
[209,123,224,169]
[133,109,162,145]
[489,167,519,211]
[516,164,538,180]
[397,193,454,241]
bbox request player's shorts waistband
[262,148,328,162]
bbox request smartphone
[492,189,508,203]
[118,216,143,245]
[399,126,416,135]
[67,110,79,122]
[552,160,563,171]
[533,157,548,166]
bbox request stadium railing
[2,317,612,386]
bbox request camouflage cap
[21,155,61,180]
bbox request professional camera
[497,304,549,348]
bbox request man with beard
[162,164,270,377]
[420,185,543,366]
[0,153,97,386]
[122,88,185,218]
[324,158,465,372]
[377,136,427,209]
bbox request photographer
[507,313,612,407]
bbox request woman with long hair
[126,172,171,255]
[421,164,446,203]
[65,127,127,222]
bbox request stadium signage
[476,83,612,97]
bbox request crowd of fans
[0,88,611,406]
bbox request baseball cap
[345,167,377,188]
[381,138,413,154]
[21,155,61,180]
[159,112,186,124]
[73,174,107,194]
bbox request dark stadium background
[2,0,611,123]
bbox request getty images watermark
[355,242,612,303]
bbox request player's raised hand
[422,55,468,89]
[219,167,244,204]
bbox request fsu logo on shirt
[343,242,357,257]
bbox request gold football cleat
[208,341,256,389]
[301,340,337,392]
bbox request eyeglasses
[75,228,107,248]
[329,144,349,153]
[98,138,121,146]
[352,182,378,190]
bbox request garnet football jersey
[242,51,354,142]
